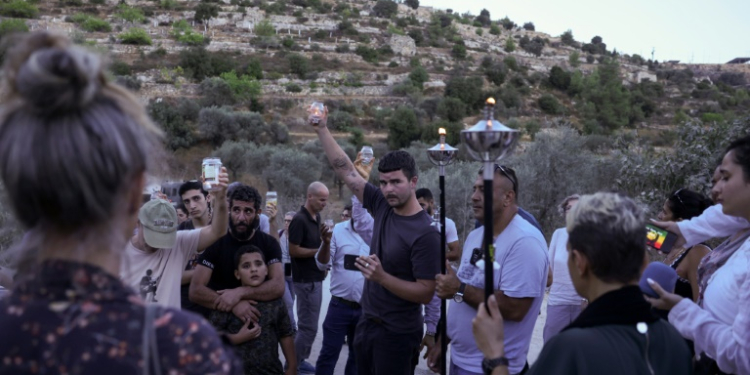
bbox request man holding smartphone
[314,203,373,375]
[311,110,440,375]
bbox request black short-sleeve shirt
[361,183,441,333]
[198,230,282,291]
[288,206,326,283]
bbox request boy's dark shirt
[209,298,293,375]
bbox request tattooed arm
[312,116,367,202]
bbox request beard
[229,216,255,241]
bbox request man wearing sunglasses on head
[430,165,548,375]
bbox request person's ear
[571,249,588,277]
[410,176,418,189]
[234,269,240,280]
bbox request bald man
[289,181,330,373]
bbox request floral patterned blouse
[0,260,242,375]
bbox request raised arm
[197,167,229,252]
[311,112,367,202]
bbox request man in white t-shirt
[416,188,460,261]
[429,165,548,375]
[120,169,229,308]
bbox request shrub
[489,24,500,35]
[335,43,350,53]
[519,35,544,56]
[569,51,580,67]
[504,56,518,71]
[560,29,576,46]
[387,106,421,149]
[198,106,241,148]
[355,45,379,63]
[254,18,275,36]
[110,60,132,76]
[90,0,106,4]
[119,28,152,45]
[0,18,28,39]
[285,83,302,92]
[404,0,419,10]
[522,22,535,31]
[287,53,310,77]
[179,47,237,80]
[282,37,295,48]
[524,119,541,139]
[219,70,262,102]
[116,5,145,23]
[504,37,515,52]
[0,0,38,18]
[245,58,263,79]
[172,20,204,45]
[409,65,429,88]
[115,75,141,91]
[372,0,397,18]
[77,16,111,32]
[199,78,236,106]
[451,42,466,59]
[444,75,484,111]
[437,97,466,122]
[147,98,199,150]
[538,94,562,114]
[549,66,571,91]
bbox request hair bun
[14,43,102,114]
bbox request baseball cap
[138,199,178,249]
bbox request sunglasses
[672,188,685,207]
[494,164,517,194]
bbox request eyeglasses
[284,219,292,223]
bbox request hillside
[0,0,749,244]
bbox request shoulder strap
[142,304,163,375]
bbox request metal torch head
[427,142,458,166]
[461,98,519,162]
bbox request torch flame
[486,97,496,105]
[438,127,446,135]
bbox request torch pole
[483,161,495,306]
[439,165,447,375]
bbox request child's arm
[280,336,297,375]
[226,321,262,345]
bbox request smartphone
[645,224,678,254]
[344,254,362,271]
[284,263,292,277]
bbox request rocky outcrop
[388,34,416,57]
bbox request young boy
[209,245,296,375]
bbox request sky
[421,0,750,64]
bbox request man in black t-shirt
[288,181,329,374]
[312,111,440,375]
[189,184,284,323]
[177,180,213,313]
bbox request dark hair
[178,180,207,199]
[666,189,712,221]
[176,203,187,214]
[233,244,266,269]
[567,193,645,284]
[0,32,160,233]
[229,184,262,211]
[726,135,750,182]
[416,188,433,201]
[344,204,352,212]
[378,150,417,180]
[478,164,519,197]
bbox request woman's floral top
[0,259,242,375]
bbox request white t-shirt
[430,217,459,243]
[120,229,202,308]
[547,228,582,305]
[447,215,548,374]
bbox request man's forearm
[181,269,194,285]
[315,126,366,200]
[461,285,527,322]
[316,242,331,264]
[239,276,285,301]
[380,274,434,304]
[189,284,220,309]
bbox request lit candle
[486,97,496,105]
[438,127,446,136]
[439,127,446,149]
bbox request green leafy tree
[194,3,220,23]
[437,97,466,122]
[504,37,515,52]
[245,58,263,79]
[444,75,484,111]
[0,0,38,18]
[254,19,275,36]
[474,8,490,27]
[451,42,467,59]
[372,0,398,18]
[409,65,429,89]
[287,53,310,77]
[387,106,421,149]
[263,148,323,195]
[548,66,571,91]
[560,29,576,46]
[538,94,562,114]
[198,106,241,148]
[522,22,535,31]
[0,18,28,39]
[578,59,630,133]
[199,77,236,106]
[116,5,145,23]
[213,140,253,179]
[569,51,580,67]
[147,98,199,150]
[499,16,515,30]
[219,70,261,102]
[404,0,419,10]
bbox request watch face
[453,294,463,303]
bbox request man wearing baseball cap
[120,168,230,308]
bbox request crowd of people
[0,31,749,375]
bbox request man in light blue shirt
[315,201,373,375]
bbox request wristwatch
[482,356,509,375]
[453,282,466,303]
[425,331,436,337]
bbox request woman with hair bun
[0,32,241,374]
